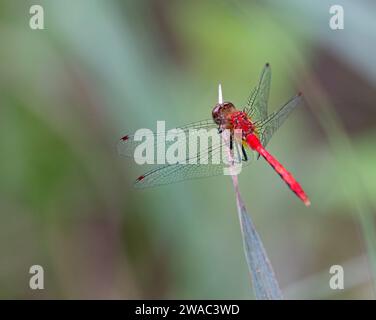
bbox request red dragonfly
[118,63,310,206]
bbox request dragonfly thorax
[229,111,256,137]
[212,102,255,136]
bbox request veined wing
[256,93,302,147]
[118,121,255,187]
[118,119,217,160]
[133,142,255,188]
[243,63,271,123]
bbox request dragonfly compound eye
[212,102,236,125]
[212,103,223,125]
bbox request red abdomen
[246,134,310,206]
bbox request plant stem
[218,84,283,299]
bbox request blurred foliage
[0,0,375,299]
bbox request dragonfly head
[212,102,236,126]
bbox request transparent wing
[118,119,217,160]
[134,163,226,188]
[133,143,254,188]
[243,63,271,123]
[118,119,255,187]
[256,93,302,147]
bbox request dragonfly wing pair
[117,119,252,188]
[244,63,302,148]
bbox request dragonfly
[118,63,310,206]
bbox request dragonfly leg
[230,133,233,151]
[242,145,248,161]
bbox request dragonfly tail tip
[304,198,311,207]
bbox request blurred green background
[0,0,375,299]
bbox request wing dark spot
[265,62,270,67]
[136,175,145,181]
[121,135,129,141]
